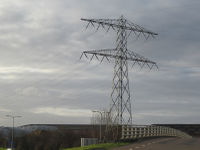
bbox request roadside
[63,137,171,150]
[110,137,174,150]
[111,137,200,150]
[63,142,129,150]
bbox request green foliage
[0,148,6,150]
[63,142,129,150]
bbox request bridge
[121,125,192,140]
[114,125,199,150]
[153,124,200,137]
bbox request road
[111,137,200,150]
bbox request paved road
[111,137,200,150]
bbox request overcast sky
[0,0,200,127]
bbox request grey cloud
[0,0,200,126]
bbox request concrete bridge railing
[121,125,192,140]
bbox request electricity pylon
[80,16,158,140]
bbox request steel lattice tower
[80,16,158,137]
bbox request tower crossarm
[80,49,158,70]
[80,49,118,63]
[126,50,158,69]
[81,18,158,38]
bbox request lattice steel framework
[80,16,158,128]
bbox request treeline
[0,128,97,150]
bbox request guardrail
[121,125,192,140]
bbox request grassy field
[63,142,129,150]
[0,148,6,150]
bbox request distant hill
[0,124,58,138]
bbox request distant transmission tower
[80,16,158,139]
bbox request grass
[0,148,6,150]
[63,142,129,150]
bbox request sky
[0,0,200,127]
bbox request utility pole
[6,115,22,150]
[92,110,103,142]
[81,16,158,140]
